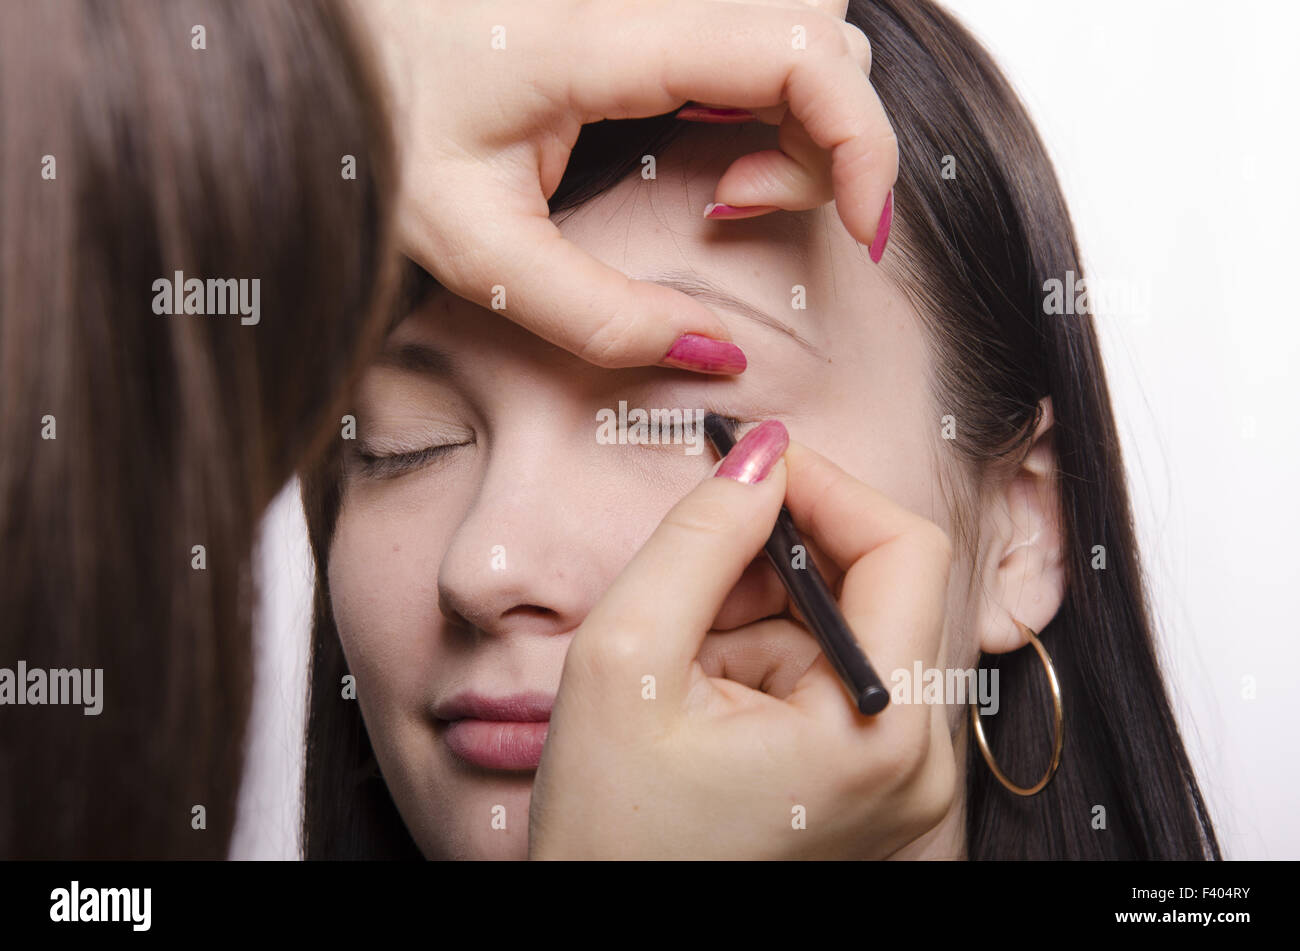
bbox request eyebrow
[382,261,822,371]
[374,341,455,377]
[635,270,823,356]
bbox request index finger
[562,0,897,244]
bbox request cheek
[327,497,448,720]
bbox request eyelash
[353,441,470,479]
[699,411,752,447]
[351,410,749,479]
[708,412,746,439]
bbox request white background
[230,0,1300,860]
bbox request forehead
[551,124,894,353]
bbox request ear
[973,396,1067,655]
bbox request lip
[435,691,554,771]
[434,690,554,723]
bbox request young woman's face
[327,126,980,859]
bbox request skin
[350,0,893,371]
[327,123,1066,859]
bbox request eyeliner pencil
[704,413,890,716]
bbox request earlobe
[974,396,1067,655]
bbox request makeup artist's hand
[351,0,896,373]
[528,422,958,860]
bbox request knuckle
[577,628,646,675]
[833,127,896,193]
[802,13,846,56]
[842,22,872,73]
[877,126,901,178]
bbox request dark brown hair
[0,0,396,857]
[303,0,1219,859]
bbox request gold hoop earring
[969,619,1064,796]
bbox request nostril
[501,605,559,622]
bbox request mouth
[434,690,554,771]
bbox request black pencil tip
[703,413,737,457]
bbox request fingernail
[675,106,758,124]
[703,202,779,220]
[662,333,747,374]
[868,189,893,264]
[715,419,788,484]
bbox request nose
[435,424,611,642]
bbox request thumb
[570,420,790,707]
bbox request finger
[776,441,952,725]
[560,0,897,247]
[685,18,869,128]
[402,165,743,372]
[713,0,850,24]
[711,58,892,240]
[710,0,859,78]
[710,108,833,211]
[841,20,873,75]
[795,518,950,727]
[571,420,790,704]
[711,556,789,631]
[801,0,850,17]
[703,16,869,211]
[697,617,822,700]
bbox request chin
[412,773,536,860]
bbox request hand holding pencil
[530,418,957,860]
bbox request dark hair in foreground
[303,0,1219,858]
[0,0,396,857]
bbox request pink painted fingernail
[715,419,788,484]
[868,189,893,264]
[703,202,779,220]
[675,106,758,124]
[662,333,747,374]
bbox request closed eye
[352,442,470,479]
